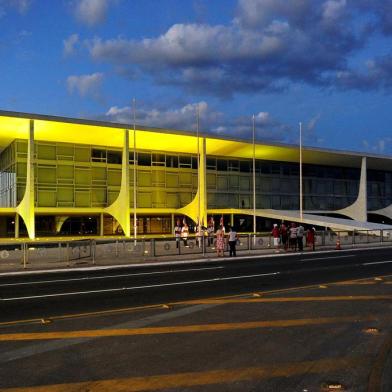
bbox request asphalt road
[1,246,392,322]
[0,247,392,391]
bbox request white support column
[337,156,367,222]
[177,137,207,225]
[105,129,130,236]
[15,213,19,239]
[16,119,35,239]
[100,213,104,236]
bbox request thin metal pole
[133,98,137,241]
[252,115,256,234]
[197,105,200,227]
[299,121,303,221]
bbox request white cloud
[10,0,31,13]
[104,102,299,144]
[74,0,110,26]
[362,137,392,154]
[322,0,347,23]
[105,101,221,131]
[0,0,32,16]
[63,34,79,57]
[67,72,104,98]
[84,0,392,97]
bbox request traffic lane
[1,259,392,323]
[1,247,392,298]
[1,245,392,285]
[0,276,391,391]
[1,249,392,303]
[1,255,392,310]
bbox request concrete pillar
[105,129,130,236]
[15,213,19,239]
[100,213,104,236]
[16,119,35,239]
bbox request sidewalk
[1,241,391,276]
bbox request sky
[1,0,392,156]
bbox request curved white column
[16,119,35,239]
[104,129,130,237]
[335,156,367,222]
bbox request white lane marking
[363,260,392,266]
[0,266,225,288]
[1,272,279,301]
[302,255,356,262]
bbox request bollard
[22,243,27,269]
[66,242,70,266]
[91,240,96,265]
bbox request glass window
[192,156,198,169]
[138,153,151,166]
[217,159,227,171]
[91,149,106,162]
[240,161,251,172]
[107,151,122,164]
[271,163,280,174]
[260,163,271,174]
[152,153,166,166]
[179,155,192,168]
[206,158,217,170]
[166,155,178,168]
[228,160,239,171]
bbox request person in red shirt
[280,222,288,251]
[271,223,280,252]
[306,227,316,251]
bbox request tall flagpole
[299,121,303,221]
[133,98,137,240]
[197,104,200,227]
[252,115,256,234]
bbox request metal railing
[0,229,391,269]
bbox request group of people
[271,222,316,252]
[174,219,238,257]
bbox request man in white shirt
[228,226,238,257]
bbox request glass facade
[1,133,392,239]
[1,139,392,212]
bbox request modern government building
[0,110,392,239]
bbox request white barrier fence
[0,229,391,269]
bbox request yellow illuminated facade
[0,110,392,239]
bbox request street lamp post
[252,115,256,234]
[133,98,137,241]
[299,121,303,221]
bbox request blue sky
[1,0,392,155]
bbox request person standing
[181,222,189,247]
[215,227,225,257]
[207,223,214,247]
[289,222,298,251]
[271,223,280,252]
[306,227,316,251]
[297,224,305,251]
[280,222,288,251]
[228,226,238,257]
[195,223,203,248]
[174,219,182,248]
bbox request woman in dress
[215,227,225,257]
